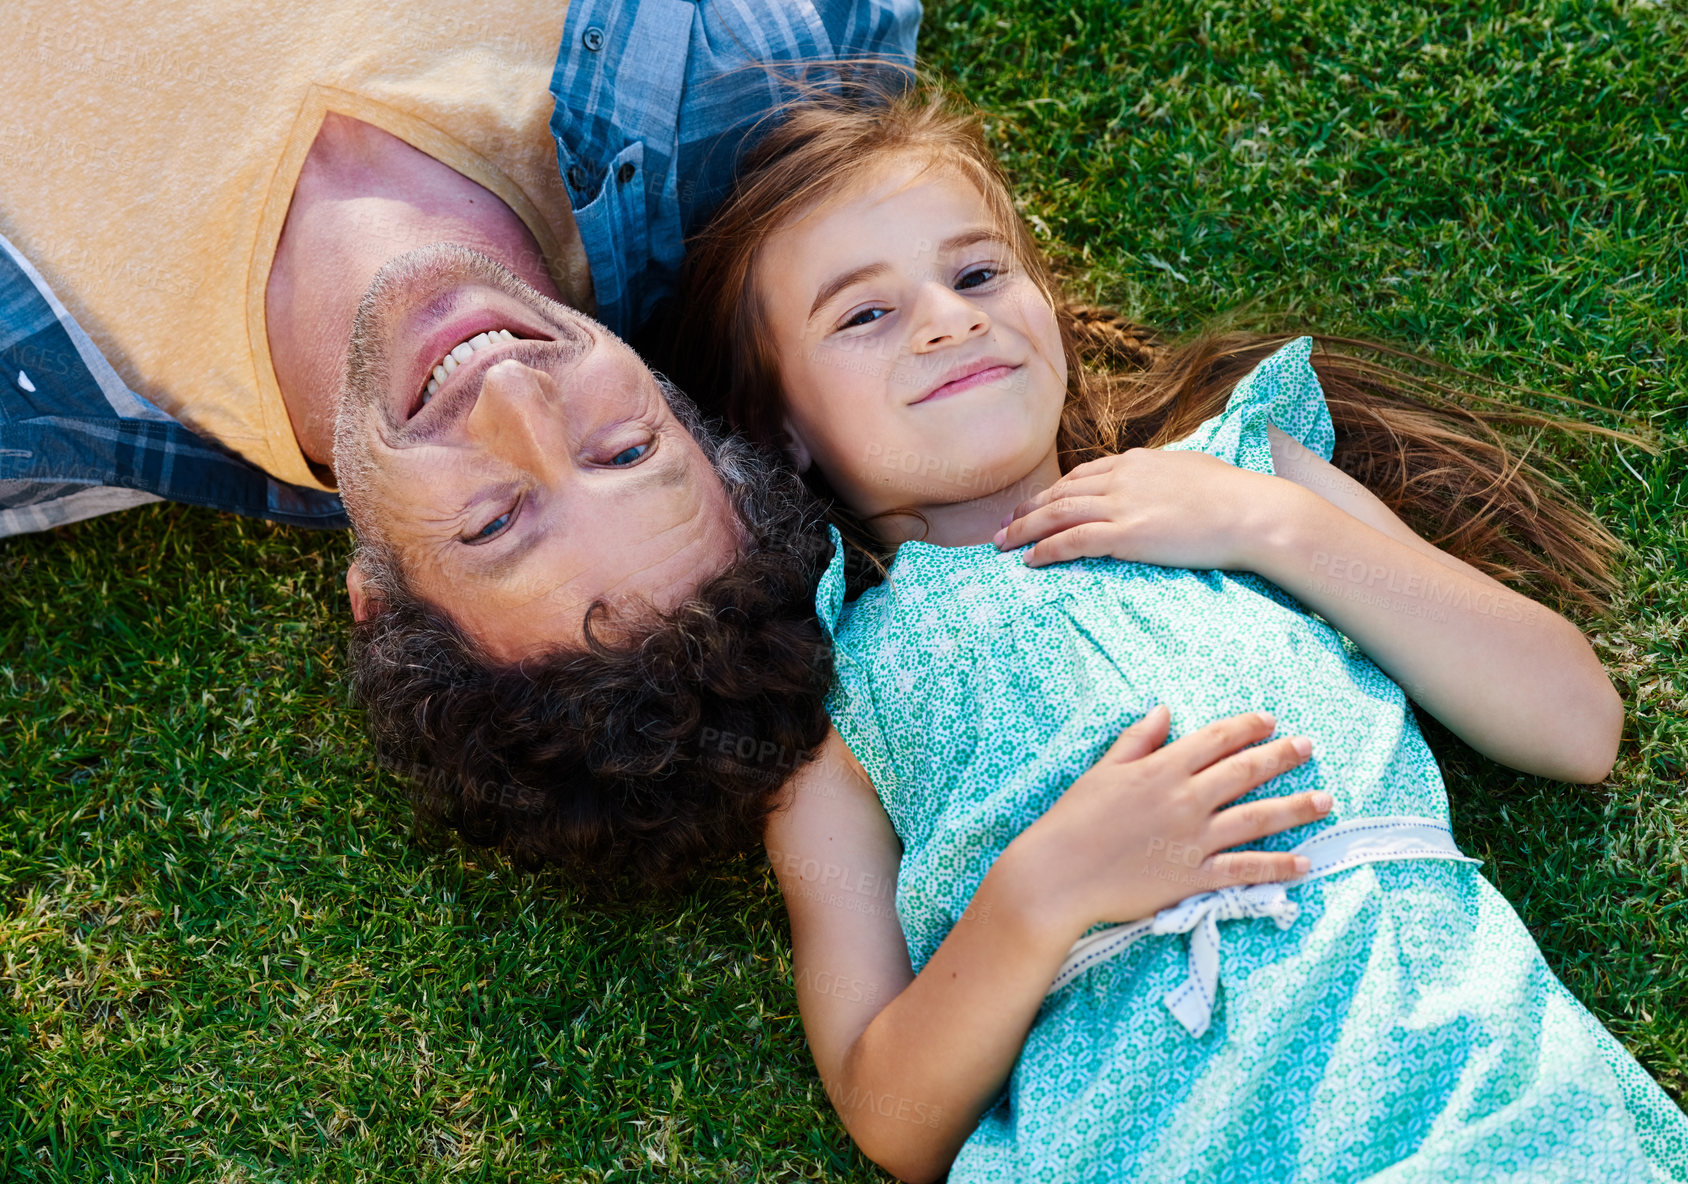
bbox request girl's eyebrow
[940,227,1003,255]
[808,262,890,320]
[805,226,1009,322]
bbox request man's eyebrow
[465,450,673,586]
[808,262,890,321]
[475,526,546,585]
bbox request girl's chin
[849,453,1051,512]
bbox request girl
[677,86,1688,1181]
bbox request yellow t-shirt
[2,2,586,491]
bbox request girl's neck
[874,447,1063,548]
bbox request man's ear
[346,560,382,623]
[779,417,814,473]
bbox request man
[0,0,921,556]
[331,241,837,884]
[331,242,747,650]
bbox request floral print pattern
[815,339,1688,1181]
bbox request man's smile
[422,328,518,405]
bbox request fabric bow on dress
[1150,883,1302,1038]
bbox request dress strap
[1044,815,1480,1037]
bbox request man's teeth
[423,329,518,401]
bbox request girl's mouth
[912,362,1019,405]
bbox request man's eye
[467,507,514,543]
[839,307,888,330]
[610,443,649,466]
[957,266,998,290]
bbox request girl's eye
[957,266,998,291]
[610,443,649,466]
[839,307,888,330]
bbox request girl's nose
[910,281,990,352]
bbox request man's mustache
[337,240,590,441]
[384,334,590,445]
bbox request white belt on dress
[1044,815,1480,1038]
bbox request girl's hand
[998,704,1331,941]
[992,448,1301,570]
[773,716,1327,1184]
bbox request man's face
[336,245,741,663]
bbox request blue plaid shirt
[0,0,919,538]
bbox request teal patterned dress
[814,338,1688,1182]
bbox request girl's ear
[779,418,814,473]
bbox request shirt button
[582,26,604,51]
[567,164,588,190]
[616,161,636,184]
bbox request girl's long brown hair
[676,79,1628,614]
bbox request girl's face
[753,156,1067,533]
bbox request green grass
[2,1,1685,1178]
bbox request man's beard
[656,372,820,559]
[330,243,588,511]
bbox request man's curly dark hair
[346,386,836,896]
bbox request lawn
[1,1,1684,1179]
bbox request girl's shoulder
[815,528,965,642]
[815,525,852,639]
[1167,336,1335,473]
[818,531,1091,647]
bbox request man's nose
[910,282,990,353]
[463,359,567,477]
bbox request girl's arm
[998,435,1623,783]
[768,712,1328,1183]
[1262,429,1621,781]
